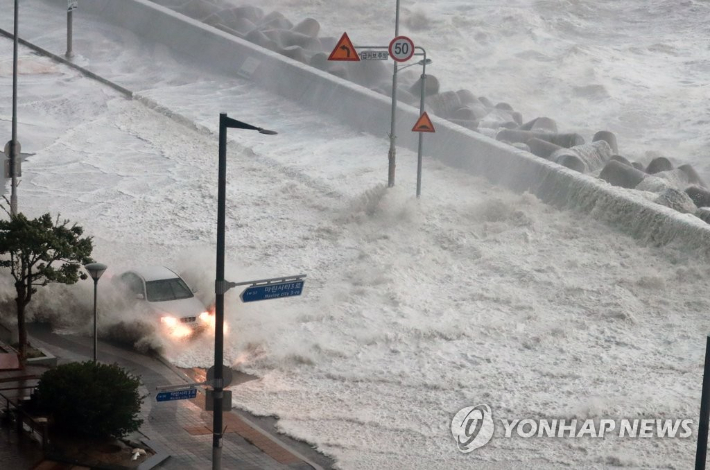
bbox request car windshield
[145,278,193,302]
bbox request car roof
[126,266,180,282]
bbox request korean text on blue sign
[241,281,304,303]
[156,388,197,402]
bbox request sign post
[696,336,710,469]
[389,0,402,189]
[410,47,432,198]
[210,273,304,469]
[10,0,19,215]
[212,114,277,470]
[66,0,77,58]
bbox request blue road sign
[240,280,304,303]
[156,388,197,402]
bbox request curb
[42,438,168,470]
[26,347,57,368]
[0,27,133,98]
[152,353,325,470]
[137,438,170,470]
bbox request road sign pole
[416,48,427,198]
[212,114,276,470]
[10,0,19,215]
[387,0,401,188]
[66,9,73,58]
[388,65,398,188]
[696,336,710,469]
[212,113,228,470]
[92,278,98,362]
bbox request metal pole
[212,113,227,470]
[696,336,710,470]
[92,279,98,362]
[10,0,19,215]
[66,10,73,58]
[387,0,401,188]
[416,50,427,198]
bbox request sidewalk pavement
[0,422,44,469]
[26,324,326,470]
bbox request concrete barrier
[42,0,710,253]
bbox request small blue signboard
[156,388,197,402]
[240,280,304,303]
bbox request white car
[116,266,210,334]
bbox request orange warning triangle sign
[412,112,435,133]
[328,32,360,62]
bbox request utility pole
[66,0,77,58]
[387,0,401,187]
[212,114,229,470]
[10,0,19,215]
[415,49,428,198]
[696,336,710,469]
[66,9,73,58]
[212,114,276,470]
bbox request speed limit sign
[388,36,415,62]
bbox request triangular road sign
[328,32,360,61]
[412,112,435,133]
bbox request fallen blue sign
[156,388,197,402]
[240,280,304,303]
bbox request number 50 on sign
[388,36,415,62]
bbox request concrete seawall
[41,0,710,253]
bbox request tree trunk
[15,283,26,365]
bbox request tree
[0,209,93,362]
[35,361,144,438]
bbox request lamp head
[222,115,278,135]
[85,262,108,281]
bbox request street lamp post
[10,0,19,215]
[66,7,74,58]
[84,262,107,362]
[387,0,401,187]
[66,0,78,58]
[213,113,276,470]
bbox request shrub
[35,361,144,438]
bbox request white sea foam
[250,0,710,179]
[0,2,709,468]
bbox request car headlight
[160,316,178,327]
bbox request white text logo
[451,406,693,452]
